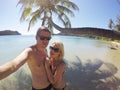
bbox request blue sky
[0,0,120,35]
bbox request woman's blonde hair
[52,40,64,60]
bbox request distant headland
[0,30,21,35]
[55,27,120,40]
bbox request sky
[0,0,120,35]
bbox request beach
[0,35,120,90]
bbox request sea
[0,35,111,63]
[0,35,120,90]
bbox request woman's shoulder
[58,61,66,68]
[60,60,66,65]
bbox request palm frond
[60,0,79,10]
[20,8,31,21]
[17,0,79,32]
[57,5,74,17]
[28,13,41,31]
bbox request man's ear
[36,35,38,40]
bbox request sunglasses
[38,35,51,41]
[49,46,59,52]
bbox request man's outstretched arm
[0,48,31,80]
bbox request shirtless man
[0,26,52,90]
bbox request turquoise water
[0,35,120,90]
[0,35,108,64]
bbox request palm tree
[115,15,120,31]
[108,19,114,30]
[109,15,120,31]
[114,25,120,31]
[17,0,79,31]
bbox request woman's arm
[0,48,31,80]
[45,59,54,84]
[53,63,66,83]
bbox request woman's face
[49,44,60,59]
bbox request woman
[45,41,66,90]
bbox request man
[0,26,52,90]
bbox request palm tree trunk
[48,17,64,31]
[48,17,79,32]
[48,17,120,40]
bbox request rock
[109,42,120,50]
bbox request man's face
[36,30,51,48]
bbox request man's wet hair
[36,26,51,36]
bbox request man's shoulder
[26,45,36,51]
[23,47,33,55]
[25,47,33,52]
